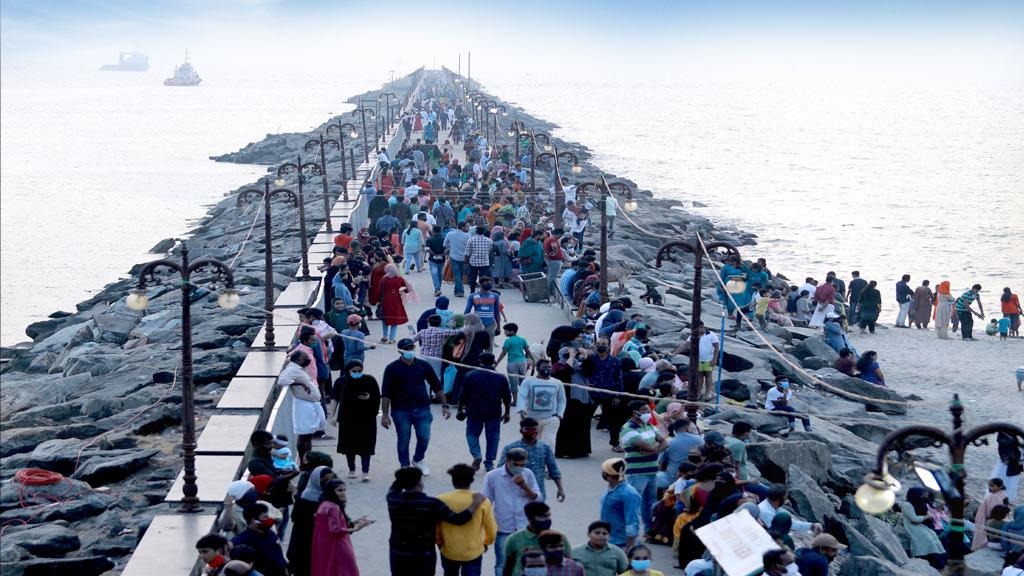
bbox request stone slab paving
[196,414,261,454]
[233,349,287,378]
[217,376,278,410]
[165,455,244,504]
[274,280,321,309]
[121,514,218,576]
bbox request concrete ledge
[312,232,337,246]
[253,322,299,348]
[217,376,278,410]
[197,414,261,455]
[121,514,217,576]
[165,455,244,504]
[274,280,320,309]
[233,349,287,378]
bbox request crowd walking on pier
[192,75,1024,576]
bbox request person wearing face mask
[794,533,846,576]
[516,359,567,447]
[484,449,542,576]
[764,375,812,436]
[502,502,573,576]
[380,339,449,475]
[621,544,663,576]
[231,503,288,576]
[537,530,585,575]
[519,548,548,576]
[195,534,230,576]
[762,548,802,576]
[581,338,626,451]
[278,349,326,462]
[465,275,502,337]
[620,401,667,538]
[330,360,380,482]
[499,418,564,502]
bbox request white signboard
[695,512,780,576]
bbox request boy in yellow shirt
[437,463,498,574]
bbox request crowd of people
[189,77,1024,576]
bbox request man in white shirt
[561,203,578,233]
[765,375,812,435]
[482,448,541,576]
[674,322,719,402]
[605,195,618,239]
[757,483,821,533]
[516,359,567,446]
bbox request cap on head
[705,430,726,446]
[811,533,847,550]
[397,338,416,351]
[601,458,626,479]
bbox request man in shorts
[678,322,719,401]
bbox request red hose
[14,468,64,486]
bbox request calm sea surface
[2,70,1022,344]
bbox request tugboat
[100,50,149,71]
[164,52,201,86]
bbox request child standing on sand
[998,317,1010,340]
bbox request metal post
[339,130,349,201]
[688,244,704,424]
[553,146,565,229]
[716,311,726,412]
[360,110,369,164]
[599,178,609,303]
[296,155,311,279]
[318,134,332,232]
[946,401,968,573]
[178,244,201,513]
[262,181,276,348]
[529,130,537,195]
[349,150,357,183]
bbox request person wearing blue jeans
[380,321,398,343]
[444,222,471,297]
[381,339,450,475]
[620,401,667,536]
[426,225,447,296]
[458,353,511,471]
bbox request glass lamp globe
[571,164,583,174]
[543,144,553,152]
[488,107,498,114]
[624,199,639,212]
[855,482,896,515]
[349,130,358,139]
[502,111,509,116]
[725,276,747,295]
[217,288,241,310]
[274,177,285,187]
[126,288,149,311]
[507,129,515,137]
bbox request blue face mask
[780,381,789,390]
[349,371,363,379]
[630,559,651,572]
[401,351,416,361]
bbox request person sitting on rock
[757,483,822,536]
[764,375,812,435]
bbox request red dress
[378,174,395,196]
[380,275,409,327]
[413,115,423,132]
[311,501,359,576]
[368,264,386,306]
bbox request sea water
[2,69,1022,345]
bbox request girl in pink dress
[311,479,373,576]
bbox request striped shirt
[620,420,660,476]
[955,289,978,312]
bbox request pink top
[311,501,358,576]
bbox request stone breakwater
[0,71,421,575]
[0,68,1006,576]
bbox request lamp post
[354,105,376,163]
[126,242,239,512]
[380,92,398,129]
[535,145,582,228]
[507,120,527,163]
[276,156,321,279]
[853,396,1023,575]
[360,100,380,151]
[655,238,743,423]
[591,178,633,303]
[325,121,359,201]
[304,133,340,231]
[526,129,552,196]
[486,101,507,144]
[236,181,298,349]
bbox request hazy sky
[2,0,1023,84]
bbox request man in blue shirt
[598,458,641,550]
[444,221,471,297]
[381,338,449,476]
[459,352,511,471]
[465,277,501,334]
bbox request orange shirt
[1002,294,1022,315]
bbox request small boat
[101,50,149,71]
[164,51,201,86]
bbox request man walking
[381,338,450,475]
[598,458,642,550]
[847,271,867,323]
[438,463,498,576]
[499,417,565,502]
[542,229,565,302]
[483,448,542,576]
[465,276,501,336]
[895,274,913,327]
[464,225,494,294]
[459,352,512,471]
[516,359,566,447]
[444,221,472,297]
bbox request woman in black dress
[553,347,595,458]
[331,360,380,482]
[287,464,334,576]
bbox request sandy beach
[846,323,1024,500]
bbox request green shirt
[504,529,572,576]
[571,543,627,576]
[724,436,750,481]
[502,335,530,363]
[620,420,660,476]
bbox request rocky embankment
[0,71,421,576]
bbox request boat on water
[100,51,149,72]
[164,52,201,86]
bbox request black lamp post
[325,120,359,201]
[276,156,321,279]
[655,238,743,423]
[853,396,1023,576]
[304,133,340,231]
[507,120,527,163]
[526,129,551,196]
[360,100,380,151]
[236,181,298,349]
[354,105,376,163]
[576,178,634,303]
[379,92,398,129]
[485,101,507,144]
[535,146,582,228]
[126,243,239,512]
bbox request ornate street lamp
[360,100,380,151]
[485,101,507,144]
[535,145,581,228]
[276,156,321,279]
[325,120,359,201]
[304,133,340,231]
[576,178,633,303]
[507,120,527,162]
[379,91,398,129]
[655,238,743,423]
[854,396,1023,575]
[235,181,298,349]
[126,242,239,512]
[353,105,376,163]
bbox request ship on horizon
[164,51,201,86]
[100,50,149,72]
